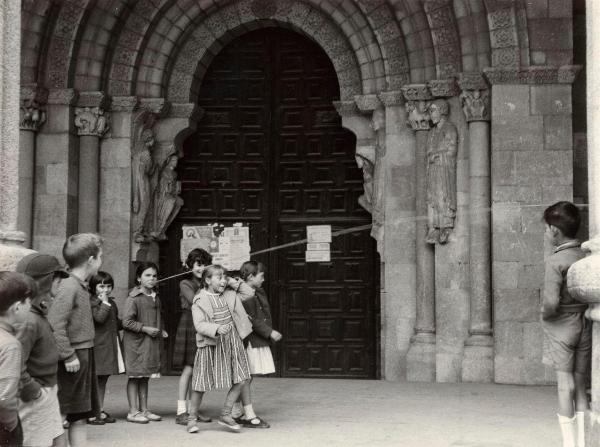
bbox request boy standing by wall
[48,234,103,447]
[542,202,590,447]
[0,272,35,447]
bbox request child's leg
[177,365,193,414]
[127,378,139,414]
[188,390,204,418]
[68,419,87,447]
[138,378,149,412]
[574,372,590,411]
[97,375,110,413]
[556,371,576,417]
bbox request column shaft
[414,129,435,340]
[78,135,100,232]
[18,130,35,247]
[467,121,492,336]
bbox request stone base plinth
[0,243,35,271]
[586,411,600,445]
[461,335,494,383]
[406,334,436,382]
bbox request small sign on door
[306,225,332,243]
[305,250,331,262]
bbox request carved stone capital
[483,65,582,85]
[378,90,405,107]
[333,100,360,117]
[139,97,171,116]
[459,89,490,122]
[428,78,459,98]
[74,106,110,137]
[406,100,431,131]
[20,84,48,131]
[401,84,432,102]
[354,94,382,113]
[169,103,204,121]
[111,96,139,112]
[47,89,78,106]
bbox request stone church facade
[2,0,586,384]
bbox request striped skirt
[191,328,250,392]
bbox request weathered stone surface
[492,116,544,151]
[544,115,573,150]
[513,150,572,186]
[493,185,543,204]
[530,85,572,115]
[492,261,520,289]
[492,232,544,263]
[494,288,540,322]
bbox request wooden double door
[160,28,379,378]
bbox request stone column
[402,84,436,382]
[459,73,494,382]
[75,92,110,233]
[377,91,418,381]
[19,85,47,248]
[0,0,36,269]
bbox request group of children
[0,234,281,447]
[0,200,594,447]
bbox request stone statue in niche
[425,99,458,244]
[370,107,386,244]
[151,153,184,241]
[132,128,156,242]
[355,146,375,213]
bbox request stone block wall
[434,97,470,382]
[33,95,79,258]
[491,84,574,384]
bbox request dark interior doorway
[160,27,379,378]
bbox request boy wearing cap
[15,253,70,447]
[0,272,35,447]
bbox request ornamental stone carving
[406,100,432,131]
[20,85,48,132]
[355,145,376,213]
[131,119,157,242]
[459,89,490,122]
[150,153,184,241]
[370,107,386,244]
[74,107,110,137]
[428,78,459,98]
[425,99,458,244]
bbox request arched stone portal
[159,27,379,378]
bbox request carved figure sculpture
[151,154,183,241]
[370,107,386,243]
[355,146,375,212]
[460,89,489,121]
[425,99,458,244]
[132,128,156,240]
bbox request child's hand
[65,356,81,373]
[270,330,283,342]
[217,323,232,335]
[161,329,168,338]
[143,326,160,337]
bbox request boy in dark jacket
[15,253,70,447]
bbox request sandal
[100,411,116,423]
[239,416,270,428]
[87,417,106,425]
[126,411,149,424]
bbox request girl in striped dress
[187,265,254,433]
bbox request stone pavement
[90,375,560,447]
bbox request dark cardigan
[241,287,274,348]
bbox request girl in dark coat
[88,272,124,425]
[123,262,167,424]
[174,249,212,425]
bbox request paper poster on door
[306,225,332,243]
[181,223,250,269]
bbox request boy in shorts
[48,234,103,447]
[15,253,70,447]
[0,272,34,447]
[541,201,590,447]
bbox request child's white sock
[558,414,577,447]
[243,404,257,420]
[576,411,585,447]
[177,400,187,415]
